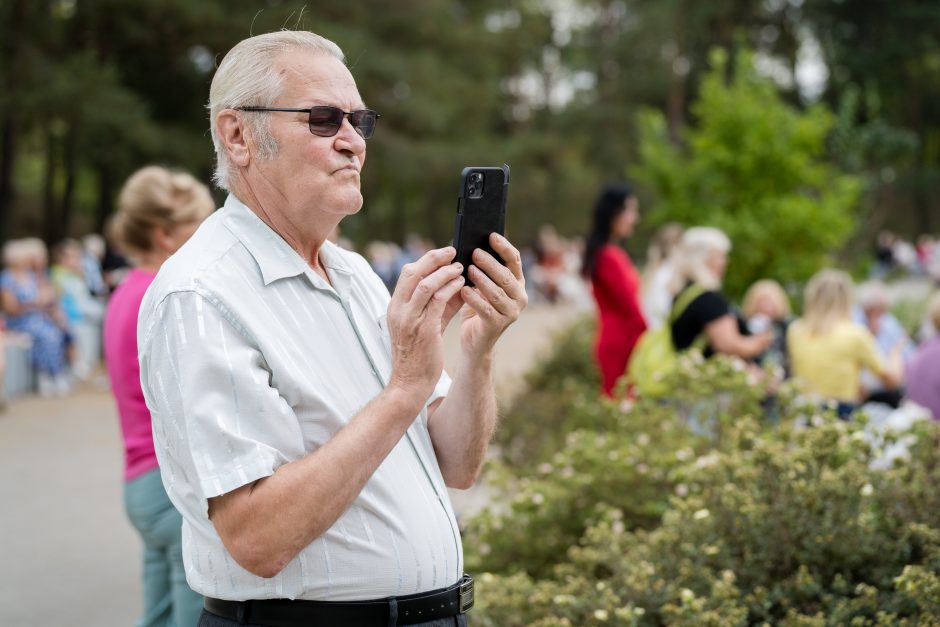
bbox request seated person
[668,227,771,360]
[852,280,914,407]
[905,292,940,420]
[788,270,902,418]
[741,278,792,375]
[1,239,71,397]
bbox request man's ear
[216,109,251,167]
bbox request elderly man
[852,281,913,407]
[138,31,526,627]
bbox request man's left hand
[458,233,528,358]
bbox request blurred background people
[853,280,915,408]
[872,230,897,279]
[81,233,110,298]
[668,227,771,361]
[0,321,6,410]
[581,184,648,396]
[103,166,213,627]
[51,238,105,381]
[532,225,568,304]
[905,292,940,420]
[642,222,684,329]
[741,278,792,374]
[1,239,71,397]
[787,269,903,418]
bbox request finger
[489,233,525,281]
[391,247,457,305]
[468,265,514,316]
[407,262,464,314]
[441,291,464,332]
[460,284,499,321]
[472,248,526,302]
[424,276,466,323]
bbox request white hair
[208,31,345,190]
[2,239,27,268]
[669,226,732,292]
[856,280,891,312]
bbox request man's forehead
[274,52,363,104]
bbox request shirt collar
[221,194,353,291]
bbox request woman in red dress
[581,184,648,396]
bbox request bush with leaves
[492,315,601,469]
[466,318,940,625]
[469,322,786,579]
[635,48,862,298]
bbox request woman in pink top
[104,166,213,627]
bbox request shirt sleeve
[140,290,306,500]
[687,291,731,325]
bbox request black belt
[204,574,474,627]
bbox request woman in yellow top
[787,269,902,419]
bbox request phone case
[453,164,510,284]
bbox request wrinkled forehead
[273,50,364,108]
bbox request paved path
[0,303,585,626]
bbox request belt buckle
[458,575,474,613]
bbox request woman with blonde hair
[667,227,771,360]
[103,166,214,627]
[742,279,792,372]
[787,269,902,418]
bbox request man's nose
[334,118,367,154]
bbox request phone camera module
[467,172,484,199]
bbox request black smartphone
[453,164,510,285]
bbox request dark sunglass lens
[351,110,377,139]
[308,107,342,136]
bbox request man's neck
[230,183,337,284]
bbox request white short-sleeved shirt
[138,194,461,601]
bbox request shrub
[466,319,940,625]
[635,48,861,298]
[493,315,602,469]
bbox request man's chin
[334,190,363,215]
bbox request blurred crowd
[2,189,938,425]
[581,183,940,423]
[872,229,940,282]
[0,235,126,403]
[359,225,592,308]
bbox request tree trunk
[913,156,931,235]
[59,122,79,238]
[666,2,686,144]
[0,0,29,243]
[42,128,59,246]
[0,115,15,243]
[95,163,114,234]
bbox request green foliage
[891,295,930,338]
[5,2,938,245]
[636,48,862,298]
[492,315,601,469]
[465,319,940,625]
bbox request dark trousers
[198,608,469,627]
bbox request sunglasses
[237,105,380,139]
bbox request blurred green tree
[636,47,861,298]
[2,1,936,252]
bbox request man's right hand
[385,246,465,404]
